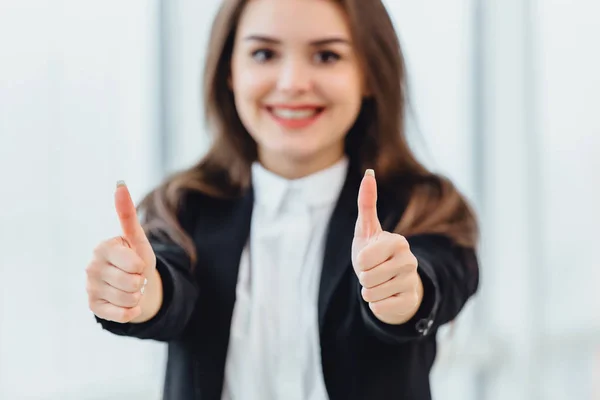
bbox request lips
[265,105,325,129]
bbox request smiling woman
[89,1,480,399]
[229,0,363,179]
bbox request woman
[86,0,479,399]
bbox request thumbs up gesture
[351,170,423,325]
[86,181,159,323]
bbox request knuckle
[86,260,104,275]
[133,260,146,274]
[121,291,140,307]
[381,231,394,240]
[85,282,99,299]
[131,291,142,304]
[122,307,140,323]
[120,261,134,274]
[360,271,377,288]
[356,250,369,270]
[398,261,414,274]
[369,301,382,315]
[87,267,107,289]
[406,272,419,289]
[121,254,144,274]
[394,234,409,249]
[409,254,418,268]
[390,257,403,272]
[112,306,135,323]
[93,240,110,257]
[85,262,96,276]
[358,271,368,287]
[361,287,372,302]
[130,275,144,292]
[115,308,130,323]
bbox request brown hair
[138,0,479,266]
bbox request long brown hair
[138,0,479,266]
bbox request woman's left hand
[351,170,423,325]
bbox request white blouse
[221,157,349,400]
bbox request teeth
[271,108,318,119]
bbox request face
[230,0,365,178]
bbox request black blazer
[97,161,479,400]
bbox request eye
[251,49,276,63]
[314,50,341,64]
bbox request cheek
[232,77,264,129]
[323,73,363,121]
[233,67,273,105]
[231,69,275,140]
[327,68,361,100]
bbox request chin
[279,147,321,163]
[257,127,345,167]
[286,144,343,166]
[266,136,319,156]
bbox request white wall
[160,0,222,173]
[478,1,600,399]
[384,0,478,195]
[0,1,165,399]
[536,1,600,398]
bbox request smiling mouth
[267,106,325,119]
[264,105,326,129]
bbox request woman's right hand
[86,181,161,324]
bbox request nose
[277,58,312,94]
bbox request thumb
[114,180,155,268]
[355,169,382,239]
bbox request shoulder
[178,188,238,216]
[176,187,249,229]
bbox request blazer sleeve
[359,233,479,344]
[95,237,199,342]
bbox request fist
[351,170,423,325]
[86,181,156,323]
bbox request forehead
[236,0,351,40]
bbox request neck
[257,147,345,180]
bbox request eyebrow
[243,35,351,46]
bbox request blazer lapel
[317,164,402,328]
[192,187,254,398]
[318,164,358,328]
[195,187,254,314]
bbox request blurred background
[0,0,598,399]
